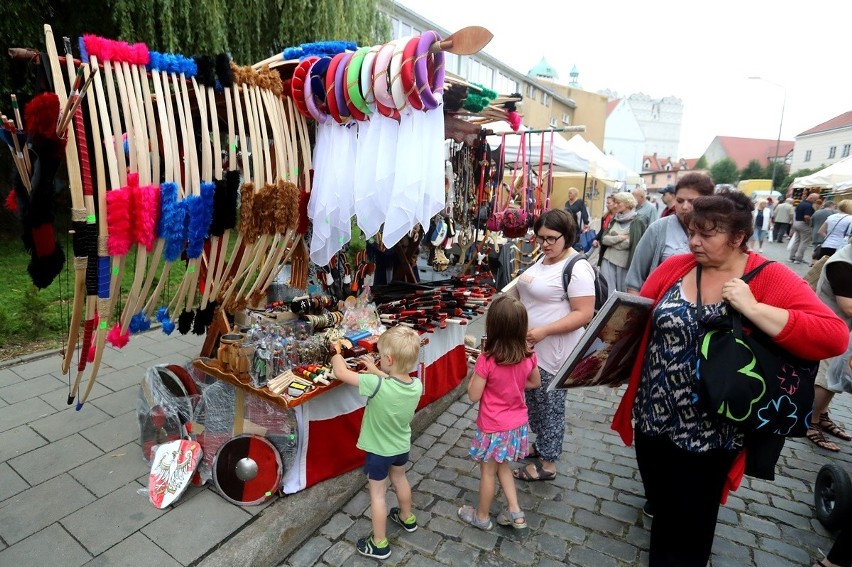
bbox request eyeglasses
[535,234,564,245]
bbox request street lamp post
[749,77,787,192]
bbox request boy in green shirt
[330,325,423,560]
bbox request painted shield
[148,439,203,508]
[212,434,283,506]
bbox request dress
[468,353,537,462]
[513,251,595,462]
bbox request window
[527,84,536,98]
[549,117,557,128]
[644,160,651,169]
[652,174,657,184]
[665,163,672,171]
[562,113,570,124]
[843,144,851,158]
[542,93,551,107]
[805,150,812,162]
[829,146,837,159]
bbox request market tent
[486,126,590,173]
[791,155,852,191]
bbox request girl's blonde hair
[483,296,532,365]
[377,326,421,374]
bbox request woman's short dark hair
[675,172,715,196]
[687,190,754,251]
[533,208,576,246]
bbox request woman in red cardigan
[611,191,849,567]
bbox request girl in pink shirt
[458,296,541,530]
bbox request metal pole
[771,89,786,191]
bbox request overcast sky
[397,0,848,159]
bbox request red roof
[797,110,852,137]
[606,99,620,117]
[641,154,693,172]
[713,136,794,169]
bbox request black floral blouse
[633,280,744,452]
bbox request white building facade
[604,99,645,173]
[789,113,852,173]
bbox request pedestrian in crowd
[817,199,852,259]
[600,191,639,294]
[504,209,595,482]
[626,172,715,294]
[611,190,848,567]
[659,185,676,218]
[811,514,852,567]
[564,186,590,250]
[750,198,770,252]
[772,197,794,243]
[591,195,617,267]
[457,295,541,531]
[811,200,837,265]
[329,326,423,560]
[790,192,821,264]
[808,242,852,452]
[632,187,659,241]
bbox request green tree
[740,159,766,180]
[694,155,708,170]
[710,158,739,185]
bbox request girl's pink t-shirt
[474,352,538,433]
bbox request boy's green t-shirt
[357,373,423,457]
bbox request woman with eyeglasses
[600,191,639,294]
[503,209,595,481]
[611,191,848,567]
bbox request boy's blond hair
[377,326,421,374]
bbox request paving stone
[288,536,333,567]
[78,411,139,452]
[141,489,251,564]
[433,539,481,566]
[758,536,812,563]
[714,522,757,547]
[566,545,618,567]
[600,499,640,524]
[576,479,615,500]
[89,386,142,418]
[341,490,370,516]
[769,493,813,517]
[94,367,151,393]
[320,512,355,540]
[400,554,441,567]
[710,536,752,562]
[70,442,146,497]
[0,424,47,463]
[84,532,181,567]
[0,523,90,567]
[541,518,586,544]
[9,356,64,380]
[425,515,464,538]
[0,368,23,388]
[0,462,29,502]
[748,502,812,529]
[396,527,442,555]
[0,474,94,544]
[413,433,436,449]
[417,478,461,499]
[495,539,535,565]
[321,540,356,567]
[438,455,474,474]
[424,443,451,460]
[412,456,438,475]
[423,423,447,438]
[753,549,801,567]
[8,433,101,485]
[429,466,458,484]
[29,404,110,442]
[739,513,782,537]
[458,524,499,551]
[0,374,66,404]
[0,398,56,434]
[585,531,639,563]
[625,524,650,549]
[573,509,627,536]
[562,489,597,512]
[99,347,162,371]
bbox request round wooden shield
[213,434,282,506]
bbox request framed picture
[548,292,654,390]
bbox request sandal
[807,426,840,452]
[522,442,540,461]
[817,412,852,441]
[457,505,493,530]
[513,463,556,482]
[497,509,527,529]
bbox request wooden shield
[213,434,283,506]
[148,439,203,508]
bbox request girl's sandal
[458,505,492,530]
[497,509,527,529]
[818,412,852,441]
[807,426,840,452]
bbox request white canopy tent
[485,125,590,173]
[791,155,852,192]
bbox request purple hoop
[304,56,330,124]
[334,51,352,119]
[415,31,445,110]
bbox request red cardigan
[612,251,850,446]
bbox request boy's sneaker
[389,507,418,532]
[356,536,391,560]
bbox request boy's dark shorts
[364,451,409,481]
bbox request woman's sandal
[457,505,493,531]
[522,443,540,461]
[497,509,527,529]
[807,425,840,452]
[817,412,852,441]
[513,463,556,482]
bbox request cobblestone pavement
[280,240,852,567]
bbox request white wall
[604,100,645,173]
[790,127,852,173]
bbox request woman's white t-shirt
[823,213,852,250]
[516,252,596,374]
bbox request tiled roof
[606,99,620,117]
[713,136,794,169]
[641,154,692,173]
[797,110,852,137]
